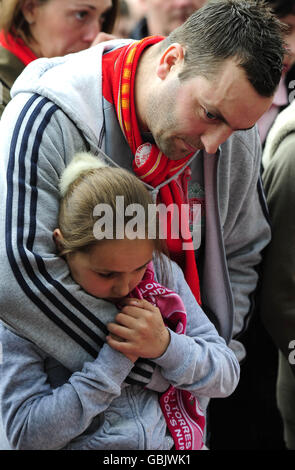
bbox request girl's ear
[53,228,64,252]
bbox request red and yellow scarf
[102,38,201,304]
[0,31,37,66]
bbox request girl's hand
[107,332,138,363]
[106,299,170,362]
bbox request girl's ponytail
[59,152,108,197]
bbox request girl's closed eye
[96,272,115,279]
[96,264,148,278]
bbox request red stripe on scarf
[102,38,201,305]
[0,31,37,66]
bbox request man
[0,0,285,447]
[130,0,207,39]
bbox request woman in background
[0,0,118,116]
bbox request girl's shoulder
[152,254,185,292]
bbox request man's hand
[106,298,170,363]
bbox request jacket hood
[11,39,132,150]
[263,99,295,169]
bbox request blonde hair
[0,0,118,41]
[58,153,165,257]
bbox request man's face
[145,0,207,36]
[145,57,273,158]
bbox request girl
[0,153,239,450]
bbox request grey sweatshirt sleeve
[152,258,240,398]
[0,324,134,450]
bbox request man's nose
[201,126,233,154]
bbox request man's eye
[205,110,217,120]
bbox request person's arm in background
[260,132,295,374]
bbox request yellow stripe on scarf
[140,151,162,179]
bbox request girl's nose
[112,276,131,298]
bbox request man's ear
[156,43,185,80]
[53,228,64,253]
[21,0,39,25]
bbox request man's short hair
[160,0,286,97]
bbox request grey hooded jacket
[0,39,270,375]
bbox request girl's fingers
[106,335,138,362]
[115,312,138,327]
[107,321,133,341]
[120,299,158,318]
[122,298,156,311]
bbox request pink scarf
[128,262,205,450]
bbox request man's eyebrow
[209,107,255,132]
